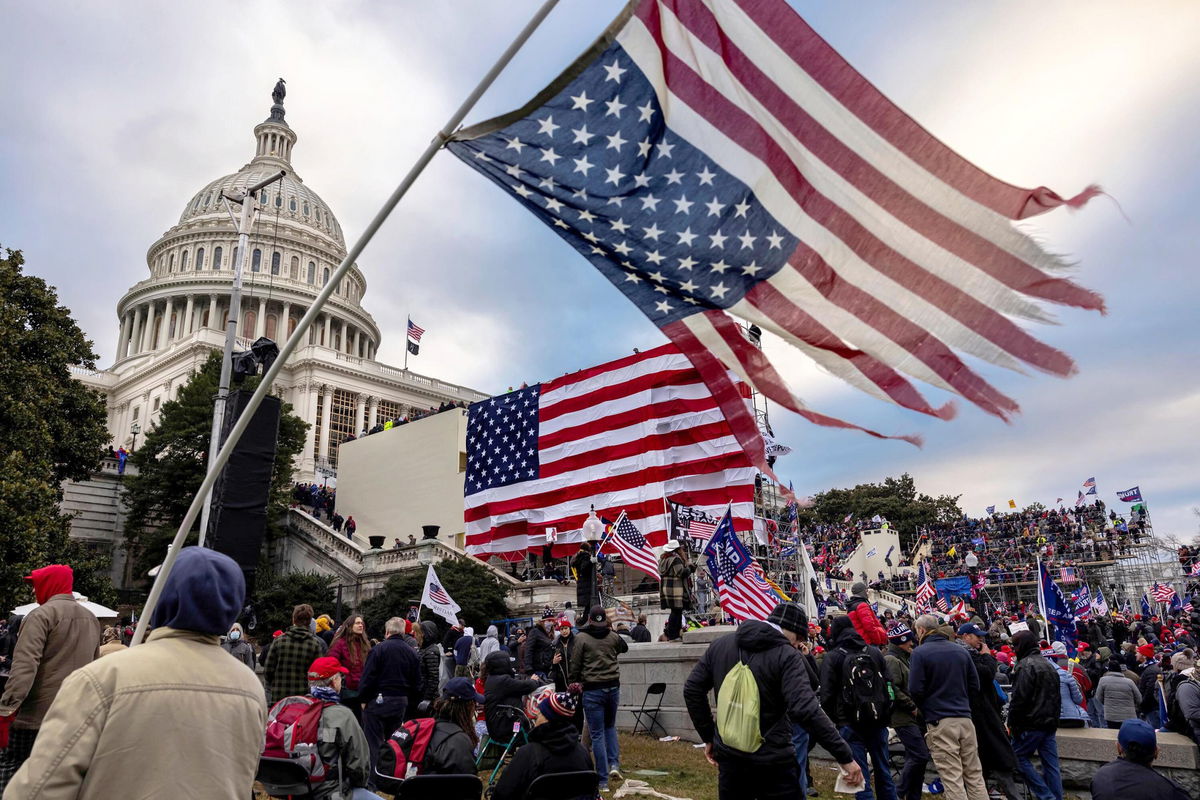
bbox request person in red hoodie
[0,565,101,791]
[845,582,888,646]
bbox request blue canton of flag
[464,386,541,494]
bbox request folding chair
[474,704,531,790]
[524,770,600,800]
[255,756,315,798]
[395,773,483,800]
[630,682,668,737]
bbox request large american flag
[704,509,776,621]
[448,0,1102,472]
[606,511,661,579]
[463,343,755,560]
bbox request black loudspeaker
[206,389,281,596]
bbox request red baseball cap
[307,656,349,681]
[1076,642,1089,650]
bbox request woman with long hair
[422,678,483,774]
[327,614,372,722]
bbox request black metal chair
[255,756,315,798]
[395,773,483,800]
[630,681,668,737]
[524,770,600,800]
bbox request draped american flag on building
[703,508,776,621]
[446,0,1102,474]
[463,343,756,561]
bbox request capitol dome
[113,87,380,365]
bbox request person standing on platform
[659,540,696,642]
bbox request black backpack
[840,649,892,726]
[1163,673,1192,736]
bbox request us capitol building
[74,86,486,483]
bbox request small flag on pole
[985,505,995,515]
[421,565,461,627]
[704,508,777,621]
[1008,499,1017,509]
[1116,486,1143,503]
[604,511,661,580]
[407,318,426,342]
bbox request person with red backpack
[261,656,383,800]
[375,676,481,792]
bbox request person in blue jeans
[819,615,898,800]
[569,605,629,791]
[1007,631,1063,800]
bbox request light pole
[130,421,141,452]
[198,170,286,547]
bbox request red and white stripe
[616,0,1101,445]
[606,512,661,580]
[718,568,777,622]
[688,519,717,541]
[465,344,756,561]
[407,319,426,342]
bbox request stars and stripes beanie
[537,692,578,723]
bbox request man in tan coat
[4,548,267,799]
[0,565,99,791]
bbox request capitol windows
[259,190,268,205]
[265,314,278,339]
[232,245,241,268]
[290,256,299,280]
[212,246,222,270]
[196,247,205,270]
[271,252,281,276]
[302,202,309,217]
[242,310,256,339]
[251,248,262,272]
[322,267,330,286]
[289,196,297,212]
[275,193,282,208]
[180,250,189,271]
[168,253,175,272]
[307,261,316,284]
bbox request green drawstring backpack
[716,651,763,753]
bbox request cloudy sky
[3,1,1198,537]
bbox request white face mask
[229,630,241,641]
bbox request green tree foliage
[0,247,114,612]
[122,350,308,578]
[359,557,510,639]
[252,569,336,639]
[806,473,962,546]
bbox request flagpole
[130,0,562,646]
[403,314,410,371]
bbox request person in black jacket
[572,542,598,611]
[491,691,594,800]
[483,650,542,743]
[417,621,443,703]
[1089,719,1190,800]
[819,615,895,800]
[629,615,652,644]
[1008,631,1063,800]
[525,612,557,679]
[955,623,1022,800]
[422,678,485,776]
[359,617,424,778]
[684,603,862,800]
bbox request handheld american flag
[605,511,661,580]
[915,561,936,612]
[1151,582,1176,604]
[463,343,755,561]
[703,507,776,621]
[421,565,462,627]
[447,0,1102,471]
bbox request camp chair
[475,704,531,790]
[395,773,483,800]
[630,682,668,737]
[255,756,316,799]
[524,770,600,800]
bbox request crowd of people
[0,553,653,798]
[360,400,469,437]
[687,580,1197,800]
[292,483,358,539]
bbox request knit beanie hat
[887,621,914,644]
[850,581,869,598]
[1137,643,1156,659]
[537,692,578,723]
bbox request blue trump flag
[1141,594,1152,618]
[1038,561,1075,649]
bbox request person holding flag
[659,538,696,642]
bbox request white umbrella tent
[12,592,119,620]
